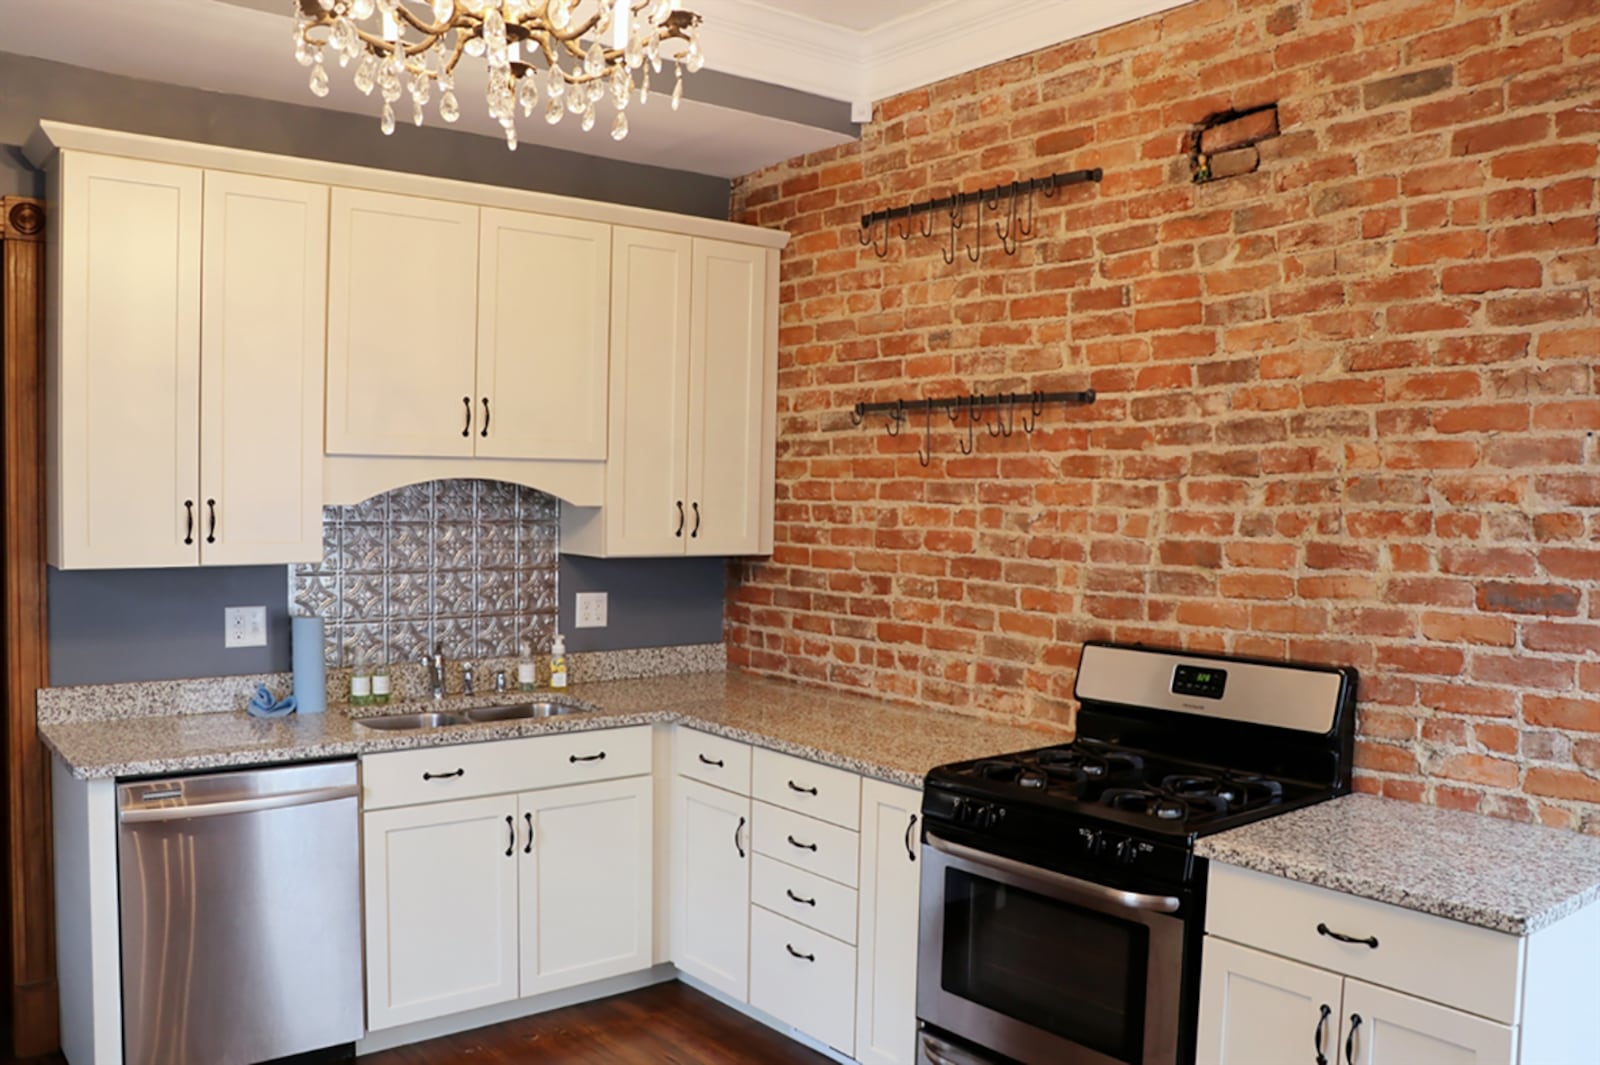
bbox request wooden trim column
[2,196,59,1055]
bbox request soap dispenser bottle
[517,639,537,692]
[549,633,568,690]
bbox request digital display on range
[1172,664,1227,699]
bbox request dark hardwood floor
[0,982,830,1065]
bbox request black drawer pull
[462,395,472,437]
[786,888,816,907]
[1317,922,1378,949]
[1314,1003,1330,1065]
[1344,1014,1362,1065]
[205,499,217,544]
[787,834,817,852]
[524,812,533,854]
[734,815,746,858]
[675,501,685,537]
[183,500,195,545]
[787,780,819,796]
[785,944,815,962]
[481,396,491,437]
[698,754,724,767]
[505,815,515,857]
[422,769,465,781]
[904,813,918,861]
[570,752,607,763]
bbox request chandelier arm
[392,5,447,39]
[441,34,470,75]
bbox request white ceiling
[2,0,1191,178]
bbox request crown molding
[693,0,867,107]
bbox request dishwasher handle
[119,784,358,824]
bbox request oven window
[941,868,1148,1061]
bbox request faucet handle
[462,662,476,695]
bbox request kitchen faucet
[423,643,446,700]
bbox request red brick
[1200,108,1281,154]
[1440,259,1542,293]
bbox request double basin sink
[355,701,587,731]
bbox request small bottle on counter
[349,650,372,707]
[371,660,391,705]
[549,633,568,690]
[517,639,537,692]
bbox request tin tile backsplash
[292,479,558,667]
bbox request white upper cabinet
[200,171,327,565]
[476,208,610,462]
[325,188,480,458]
[50,153,325,569]
[562,229,775,558]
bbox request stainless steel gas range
[916,641,1359,1065]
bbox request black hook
[850,401,866,426]
[1042,173,1059,199]
[984,184,1002,212]
[1001,393,1016,437]
[873,216,891,258]
[997,182,1020,255]
[857,217,874,246]
[942,192,963,265]
[948,397,975,455]
[986,391,1004,438]
[966,208,983,263]
[1017,178,1038,238]
[886,399,905,437]
[918,398,933,468]
[919,208,934,239]
[896,213,913,241]
[1021,391,1044,434]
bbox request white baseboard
[676,971,857,1065]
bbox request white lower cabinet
[362,795,521,1030]
[750,906,858,1056]
[671,774,751,999]
[362,729,653,1032]
[854,780,922,1065]
[1343,979,1515,1065]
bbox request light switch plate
[225,606,268,649]
[575,592,608,629]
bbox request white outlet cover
[225,605,268,649]
[574,592,608,629]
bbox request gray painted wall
[20,53,733,686]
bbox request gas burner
[970,760,1022,783]
[1018,769,1048,790]
[1100,787,1229,824]
[1034,745,1145,781]
[1160,773,1285,812]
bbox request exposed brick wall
[727,0,1600,832]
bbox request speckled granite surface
[1196,793,1600,935]
[39,670,1069,789]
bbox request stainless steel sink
[354,712,470,731]
[464,702,586,723]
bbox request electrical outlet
[574,592,608,629]
[225,606,268,649]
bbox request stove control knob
[1114,837,1138,865]
[1084,830,1108,857]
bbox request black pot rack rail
[849,389,1097,467]
[857,167,1103,263]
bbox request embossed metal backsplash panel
[292,479,558,667]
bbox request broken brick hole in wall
[1188,103,1280,184]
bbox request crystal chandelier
[292,0,705,149]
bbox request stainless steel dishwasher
[117,760,363,1065]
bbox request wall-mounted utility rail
[856,168,1103,263]
[849,389,1097,467]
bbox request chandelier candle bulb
[291,0,704,149]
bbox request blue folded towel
[247,684,298,719]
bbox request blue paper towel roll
[292,616,326,714]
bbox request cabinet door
[54,152,201,569]
[855,780,922,1065]
[199,171,327,565]
[1341,979,1514,1065]
[671,776,751,999]
[326,188,478,458]
[476,208,610,461]
[519,776,653,997]
[362,796,519,1030]
[1196,938,1344,1065]
[603,227,692,555]
[685,239,770,556]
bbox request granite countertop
[38,671,1071,789]
[1196,793,1600,935]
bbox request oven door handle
[925,830,1182,914]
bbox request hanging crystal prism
[581,103,596,131]
[611,111,628,141]
[439,89,461,122]
[545,98,564,124]
[380,103,396,134]
[671,64,682,111]
[309,57,331,97]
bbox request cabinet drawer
[1206,863,1522,1024]
[752,747,860,830]
[752,802,859,888]
[749,906,856,1057]
[362,726,652,810]
[752,855,857,945]
[674,728,752,795]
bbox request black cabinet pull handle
[691,502,701,538]
[786,888,816,907]
[734,815,746,858]
[462,396,472,437]
[785,944,815,962]
[422,769,465,781]
[505,815,515,857]
[1317,922,1379,949]
[205,499,217,544]
[905,814,918,861]
[183,500,195,545]
[481,397,491,438]
[787,834,817,852]
[1314,1004,1331,1065]
[698,754,724,767]
[524,811,533,854]
[569,752,606,763]
[675,501,685,537]
[787,780,819,796]
[1344,1014,1361,1065]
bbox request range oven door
[918,831,1188,1065]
